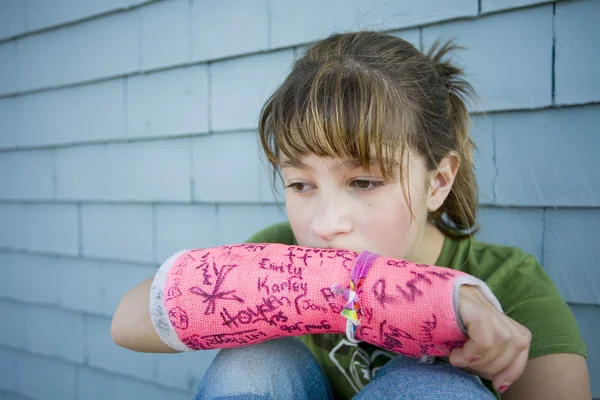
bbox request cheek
[356,195,424,257]
[360,200,411,238]
[285,196,311,243]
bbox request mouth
[323,244,356,252]
[308,243,341,250]
[305,241,361,253]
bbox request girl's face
[281,152,450,263]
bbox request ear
[426,152,460,213]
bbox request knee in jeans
[196,337,334,400]
[355,356,496,400]
[209,337,309,375]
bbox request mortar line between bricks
[0,343,196,395]
[207,62,213,133]
[0,0,163,44]
[491,114,498,203]
[551,2,557,105]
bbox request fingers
[449,346,469,367]
[451,337,529,392]
[450,293,532,393]
[464,322,515,371]
[476,341,519,376]
[450,334,514,374]
[454,283,532,393]
[491,348,529,393]
[460,311,514,368]
[480,325,531,376]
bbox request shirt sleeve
[491,255,587,359]
[244,222,296,245]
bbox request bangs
[260,60,414,179]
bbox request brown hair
[259,31,479,239]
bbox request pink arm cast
[149,243,501,357]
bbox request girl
[111,31,590,399]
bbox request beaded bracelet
[331,250,379,343]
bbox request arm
[110,224,291,352]
[146,244,503,355]
[503,353,591,400]
[111,277,178,353]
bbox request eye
[285,182,315,194]
[350,179,384,192]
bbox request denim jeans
[194,337,496,400]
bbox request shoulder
[458,238,556,300]
[448,236,537,285]
[244,221,297,245]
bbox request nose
[309,191,352,242]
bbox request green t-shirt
[245,222,587,399]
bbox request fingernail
[498,384,510,393]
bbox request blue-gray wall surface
[0,0,598,399]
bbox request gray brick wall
[0,0,598,398]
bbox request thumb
[449,346,469,368]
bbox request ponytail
[427,40,479,237]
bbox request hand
[450,285,531,394]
